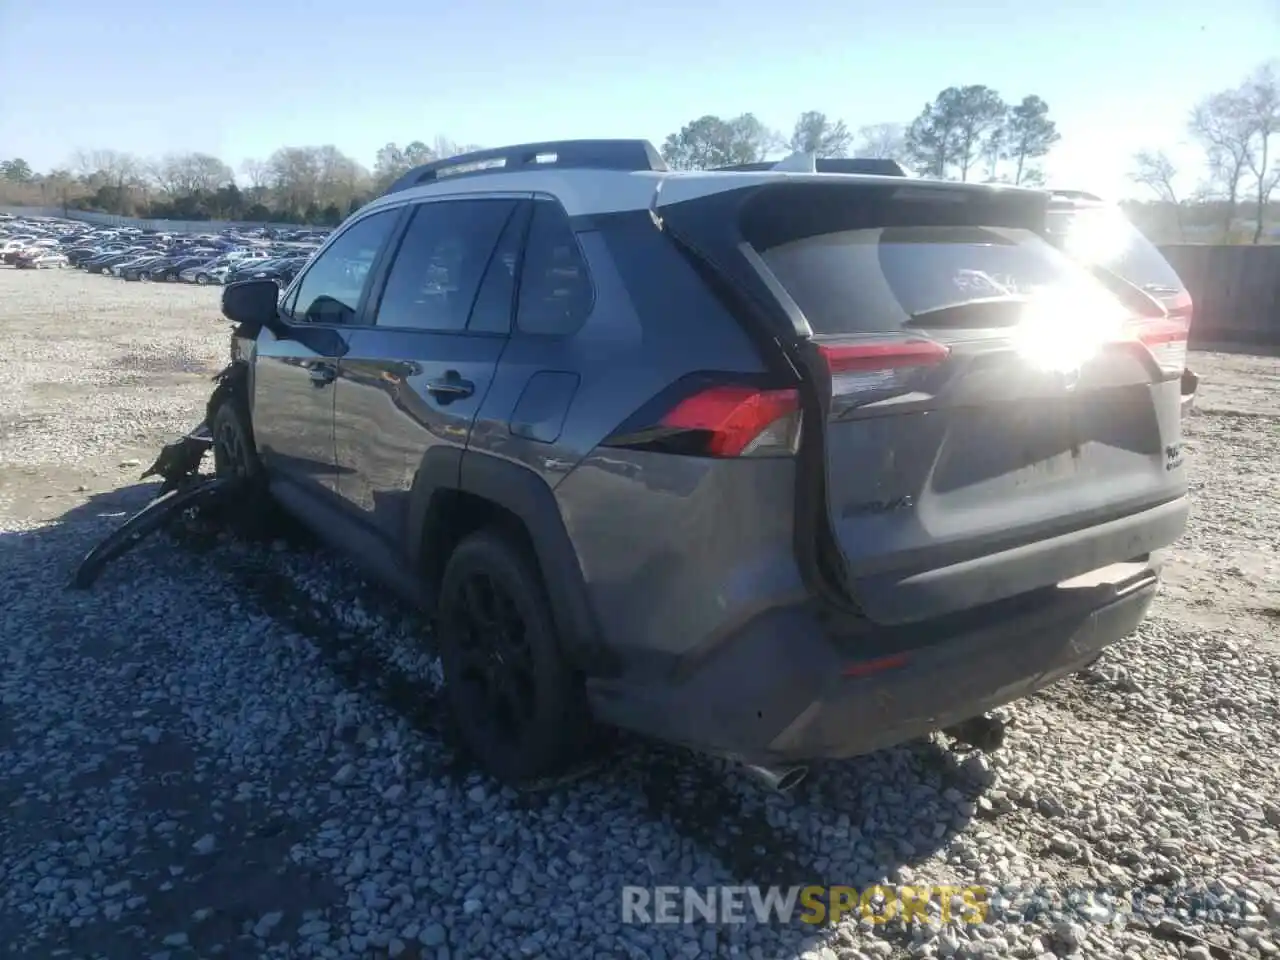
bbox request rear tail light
[602,338,951,459]
[819,337,951,398]
[603,378,802,459]
[1129,290,1192,376]
[658,385,800,457]
[1133,318,1189,375]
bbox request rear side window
[373,198,518,332]
[755,223,1102,334]
[1045,207,1185,295]
[516,201,593,335]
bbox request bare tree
[1190,89,1255,240]
[268,146,321,216]
[151,153,234,198]
[314,145,367,213]
[239,158,271,191]
[39,169,80,212]
[1130,150,1184,240]
[1242,61,1280,243]
[852,123,905,159]
[70,149,141,189]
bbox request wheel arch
[407,448,617,677]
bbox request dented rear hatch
[659,176,1189,625]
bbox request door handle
[426,371,474,400]
[308,362,337,387]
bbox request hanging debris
[68,474,245,590]
[68,362,252,590]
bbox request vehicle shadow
[17,486,986,957]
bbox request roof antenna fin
[770,151,818,173]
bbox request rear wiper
[1082,265,1168,318]
[905,296,1031,328]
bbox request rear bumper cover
[587,558,1161,766]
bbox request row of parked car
[0,214,326,287]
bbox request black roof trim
[713,158,908,176]
[382,139,668,196]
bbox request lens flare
[1054,207,1132,268]
[1011,281,1129,374]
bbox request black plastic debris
[68,415,247,590]
[69,353,259,589]
[68,475,245,590]
[141,423,214,494]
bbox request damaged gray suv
[207,140,1190,787]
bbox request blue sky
[1,0,1276,200]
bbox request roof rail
[382,139,668,195]
[713,156,908,177]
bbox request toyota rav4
[209,140,1190,787]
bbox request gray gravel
[1,267,1278,960]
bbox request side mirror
[221,279,291,339]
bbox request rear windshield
[1044,207,1185,295]
[754,224,1107,335]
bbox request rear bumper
[587,558,1160,766]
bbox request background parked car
[0,213,331,284]
[113,254,169,278]
[141,254,219,282]
[14,250,69,269]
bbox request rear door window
[755,223,1108,335]
[371,198,518,332]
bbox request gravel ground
[0,267,1277,960]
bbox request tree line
[0,85,1061,225]
[5,64,1275,242]
[1131,59,1279,243]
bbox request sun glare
[1011,279,1130,374]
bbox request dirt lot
[0,267,1277,960]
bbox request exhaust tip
[742,763,809,793]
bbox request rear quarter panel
[468,211,807,672]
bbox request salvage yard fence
[4,206,1278,346]
[1158,245,1280,347]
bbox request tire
[140,271,151,282]
[99,265,112,275]
[437,529,594,784]
[209,394,275,535]
[195,273,209,285]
